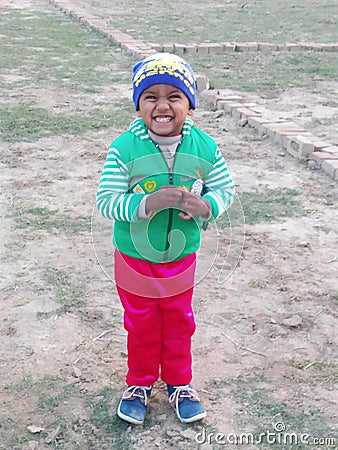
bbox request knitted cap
[132,53,197,110]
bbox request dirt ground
[1,1,337,449]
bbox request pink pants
[114,250,197,386]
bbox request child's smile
[154,116,172,123]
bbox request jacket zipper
[153,140,180,261]
[164,167,174,259]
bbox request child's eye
[169,94,181,100]
[144,95,157,100]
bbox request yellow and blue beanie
[132,53,197,110]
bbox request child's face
[137,84,193,136]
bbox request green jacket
[96,118,235,263]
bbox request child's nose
[156,97,170,109]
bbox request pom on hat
[132,53,197,110]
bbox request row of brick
[48,0,338,56]
[150,42,338,54]
[203,89,338,181]
[48,0,337,181]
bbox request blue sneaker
[168,384,207,423]
[117,385,152,425]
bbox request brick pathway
[48,0,338,181]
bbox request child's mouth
[154,116,172,123]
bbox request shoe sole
[117,405,145,425]
[179,410,207,423]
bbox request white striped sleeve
[202,146,235,218]
[96,147,144,222]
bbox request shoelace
[168,385,200,410]
[123,386,151,406]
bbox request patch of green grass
[227,371,337,450]
[36,377,81,412]
[88,386,132,449]
[5,374,88,449]
[12,205,91,234]
[108,0,337,45]
[217,188,302,227]
[189,51,338,97]
[0,8,134,91]
[0,102,134,142]
[310,117,338,127]
[40,267,86,316]
[289,358,338,386]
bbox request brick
[148,42,163,52]
[280,134,296,150]
[196,44,210,54]
[231,108,242,120]
[110,33,136,43]
[207,43,224,54]
[174,43,186,54]
[300,42,323,52]
[223,43,236,52]
[287,135,315,157]
[247,116,271,126]
[309,152,338,178]
[320,43,338,52]
[267,125,306,143]
[259,114,288,124]
[162,43,174,52]
[285,43,303,51]
[136,41,153,48]
[312,44,325,51]
[138,50,156,57]
[235,107,260,118]
[312,140,332,151]
[249,105,270,115]
[258,43,278,52]
[286,143,301,159]
[311,151,338,162]
[280,132,313,150]
[235,42,259,52]
[217,101,243,114]
[216,100,229,110]
[242,102,259,108]
[268,122,306,135]
[195,74,210,92]
[275,131,305,149]
[87,18,105,26]
[321,145,338,155]
[217,88,241,97]
[268,120,303,129]
[217,95,244,103]
[184,45,198,53]
[247,117,273,136]
[200,90,219,108]
[322,159,338,179]
[120,42,135,52]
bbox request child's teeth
[156,117,171,122]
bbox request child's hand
[145,186,185,214]
[179,191,211,221]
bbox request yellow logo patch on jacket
[144,181,157,192]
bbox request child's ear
[187,109,194,116]
[137,110,141,117]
